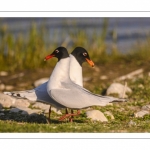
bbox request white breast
[69,54,83,87]
[47,57,70,90]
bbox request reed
[0,19,150,72]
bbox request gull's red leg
[59,110,80,121]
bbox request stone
[20,107,42,115]
[9,108,22,113]
[86,110,108,122]
[128,120,136,127]
[106,103,113,106]
[141,105,150,111]
[32,102,62,114]
[5,85,14,90]
[100,75,108,80]
[44,106,62,115]
[106,83,132,98]
[104,111,114,120]
[12,99,30,108]
[32,102,50,110]
[134,110,149,118]
[0,71,8,76]
[0,93,15,108]
[138,84,144,89]
[0,84,5,91]
[51,107,62,115]
[34,78,49,87]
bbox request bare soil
[1,61,150,93]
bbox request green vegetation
[1,19,150,72]
[1,75,150,132]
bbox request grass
[1,19,150,72]
[1,75,150,132]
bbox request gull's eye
[83,52,87,56]
[55,50,59,53]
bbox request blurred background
[1,17,150,93]
[1,17,150,71]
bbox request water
[1,17,150,53]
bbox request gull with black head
[45,47,126,121]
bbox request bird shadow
[0,107,86,124]
[0,109,47,124]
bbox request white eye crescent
[83,52,87,56]
[55,50,59,53]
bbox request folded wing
[50,82,126,109]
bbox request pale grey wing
[34,82,66,108]
[4,82,48,101]
[4,82,66,108]
[50,85,125,109]
[61,81,126,102]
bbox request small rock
[0,93,16,108]
[32,102,50,110]
[138,84,144,89]
[134,110,149,118]
[100,75,108,80]
[12,99,30,108]
[21,111,28,115]
[128,120,136,127]
[104,111,114,120]
[9,108,22,113]
[5,85,14,90]
[106,83,132,98]
[20,107,42,115]
[51,107,62,115]
[86,110,108,122]
[34,78,49,87]
[141,105,150,111]
[44,106,62,115]
[32,102,62,114]
[106,103,113,106]
[0,84,5,91]
[0,71,8,76]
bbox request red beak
[44,54,55,61]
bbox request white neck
[47,57,70,90]
[69,54,83,87]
